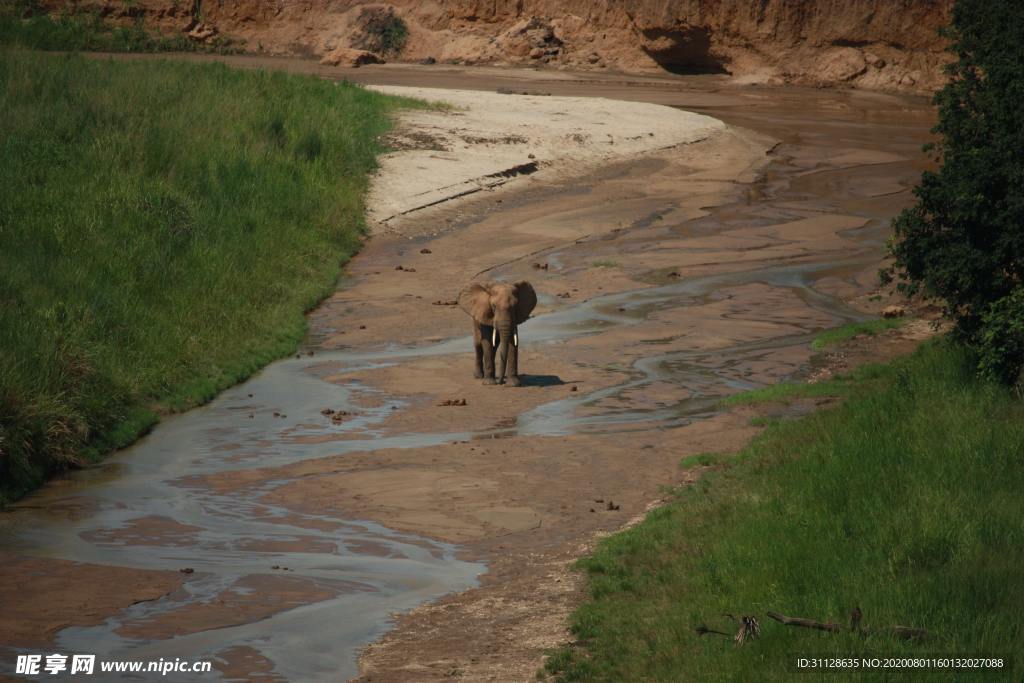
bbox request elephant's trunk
[496,322,513,383]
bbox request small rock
[667,271,682,279]
[320,47,383,68]
[529,47,545,60]
[359,325,366,329]
[570,386,578,392]
[180,567,194,574]
[587,52,600,64]
[527,153,536,159]
[420,248,432,254]
[882,305,906,318]
[606,500,620,511]
[439,398,468,407]
[321,408,335,416]
[419,56,437,65]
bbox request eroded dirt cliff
[49,1,951,93]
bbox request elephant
[458,280,537,386]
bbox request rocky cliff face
[49,0,953,92]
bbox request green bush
[977,289,1024,386]
[354,7,408,56]
[887,0,1024,384]
[0,51,422,502]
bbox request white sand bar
[365,85,725,231]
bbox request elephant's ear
[458,282,494,325]
[513,281,537,324]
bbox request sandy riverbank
[365,85,724,231]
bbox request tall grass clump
[547,341,1023,681]
[0,50,423,502]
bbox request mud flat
[0,57,934,682]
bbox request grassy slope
[0,5,234,53]
[547,340,1023,681]
[0,50,422,502]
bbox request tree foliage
[888,0,1024,384]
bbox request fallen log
[768,610,930,640]
[767,611,842,632]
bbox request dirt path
[0,58,934,682]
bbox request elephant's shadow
[516,374,566,387]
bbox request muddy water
[0,63,933,681]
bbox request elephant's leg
[481,325,497,385]
[472,324,484,379]
[506,336,521,386]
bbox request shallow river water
[0,63,934,680]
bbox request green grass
[812,318,909,350]
[0,50,424,503]
[0,5,238,54]
[721,362,891,406]
[546,340,1023,681]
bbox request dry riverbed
[0,59,934,682]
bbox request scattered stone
[594,498,604,503]
[273,412,281,417]
[247,394,253,398]
[570,386,578,392]
[186,23,218,43]
[587,52,601,64]
[865,52,886,68]
[527,153,536,159]
[330,411,350,424]
[606,500,620,511]
[179,567,194,574]
[419,56,437,65]
[438,398,468,407]
[359,325,367,329]
[531,262,549,270]
[667,271,682,279]
[420,248,432,254]
[882,305,906,318]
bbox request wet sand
[0,56,934,681]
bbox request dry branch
[767,611,842,632]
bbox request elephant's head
[459,280,537,381]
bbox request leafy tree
[888,0,1024,384]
